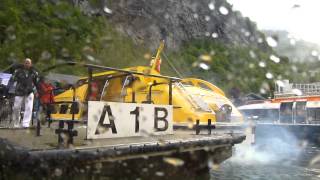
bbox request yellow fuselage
[51,66,243,125]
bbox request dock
[0,123,245,179]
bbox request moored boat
[0,42,245,178]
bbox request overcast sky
[227,0,320,44]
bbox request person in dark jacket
[11,58,39,128]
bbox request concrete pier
[0,123,245,179]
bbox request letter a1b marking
[154,107,168,131]
[130,107,139,133]
[95,105,117,135]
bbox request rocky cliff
[75,0,270,51]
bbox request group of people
[10,58,54,128]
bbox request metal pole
[36,119,41,136]
[132,91,136,103]
[86,67,93,140]
[208,119,211,135]
[195,120,200,135]
[87,68,93,102]
[169,80,173,105]
[72,86,76,121]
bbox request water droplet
[193,13,199,19]
[8,34,16,40]
[265,72,273,79]
[199,63,210,70]
[270,55,280,63]
[163,157,185,167]
[103,6,112,14]
[144,53,151,60]
[86,55,95,62]
[142,116,147,122]
[249,50,256,59]
[205,15,210,21]
[109,115,115,121]
[40,51,52,60]
[219,6,229,15]
[292,89,302,96]
[211,32,218,38]
[54,168,63,177]
[248,63,255,69]
[208,2,215,10]
[208,160,220,170]
[266,37,278,47]
[199,54,212,62]
[290,39,296,45]
[205,32,210,37]
[258,62,266,68]
[260,88,266,94]
[311,50,318,57]
[291,65,298,72]
[155,171,165,176]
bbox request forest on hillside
[0,0,315,97]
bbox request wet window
[181,81,193,86]
[198,82,212,91]
[241,109,279,122]
[307,108,320,122]
[59,104,69,114]
[280,102,293,123]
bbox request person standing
[11,58,39,128]
[37,76,54,121]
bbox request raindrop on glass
[291,89,302,96]
[205,15,210,21]
[290,39,296,45]
[258,62,266,68]
[155,171,165,177]
[219,6,229,15]
[270,54,280,63]
[311,50,318,57]
[249,50,256,59]
[208,2,215,10]
[103,6,113,14]
[199,63,210,70]
[266,37,278,47]
[265,72,273,79]
[163,157,185,167]
[211,32,218,38]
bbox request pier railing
[274,82,320,98]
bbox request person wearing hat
[11,58,39,128]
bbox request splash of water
[230,126,302,165]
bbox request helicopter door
[279,102,293,123]
[100,79,109,101]
[100,75,134,102]
[294,101,307,124]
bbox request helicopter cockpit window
[198,82,212,91]
[181,81,193,86]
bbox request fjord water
[211,129,320,180]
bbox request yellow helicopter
[50,41,243,127]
